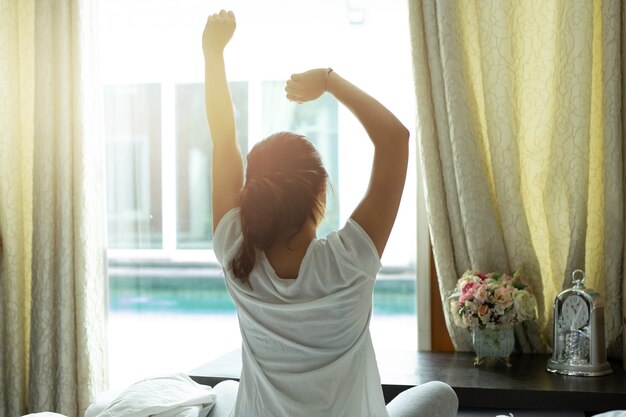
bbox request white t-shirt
[214,208,388,417]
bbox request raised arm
[286,69,409,257]
[203,10,243,232]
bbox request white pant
[207,380,458,417]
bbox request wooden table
[189,350,626,414]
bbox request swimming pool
[108,262,416,316]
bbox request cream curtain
[409,0,624,354]
[0,1,107,416]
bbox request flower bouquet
[449,270,537,366]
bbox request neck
[276,217,317,250]
[264,217,318,280]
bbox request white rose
[450,300,464,327]
[494,302,509,316]
[461,313,471,328]
[513,290,537,321]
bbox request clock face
[561,294,589,330]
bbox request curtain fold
[409,0,623,355]
[0,1,35,413]
[0,1,107,416]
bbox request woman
[203,10,458,417]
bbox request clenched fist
[285,68,332,104]
[203,10,236,55]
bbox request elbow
[396,124,410,144]
[378,126,409,161]
[395,125,410,166]
[370,122,410,153]
[390,124,410,152]
[384,121,409,146]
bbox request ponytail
[229,132,327,285]
[230,230,256,286]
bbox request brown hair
[230,132,328,284]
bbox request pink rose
[478,304,491,325]
[477,304,490,317]
[494,285,514,306]
[473,284,489,303]
[459,280,480,303]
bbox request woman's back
[214,208,388,416]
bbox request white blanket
[92,373,216,417]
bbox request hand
[203,10,236,55]
[285,68,330,104]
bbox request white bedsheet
[87,373,216,417]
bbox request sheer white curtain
[262,81,297,137]
[0,1,107,416]
[409,0,624,354]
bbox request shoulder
[320,218,381,278]
[213,207,241,266]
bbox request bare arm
[286,69,409,257]
[203,10,243,232]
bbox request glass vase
[471,326,515,367]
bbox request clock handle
[572,269,585,288]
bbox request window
[105,84,162,248]
[175,82,249,247]
[102,0,421,390]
